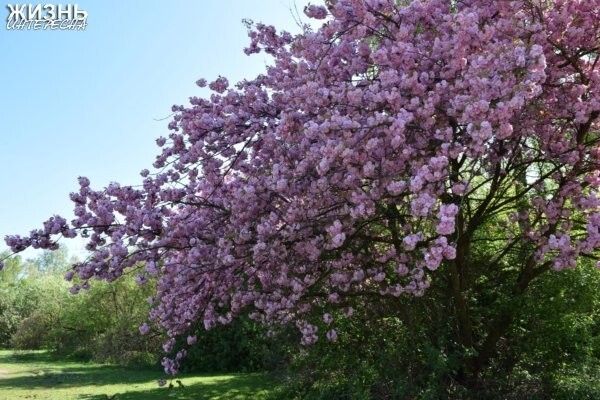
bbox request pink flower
[139,323,150,335]
[304,4,328,19]
[187,335,197,345]
[326,329,338,341]
[209,76,229,93]
[436,204,459,235]
[403,233,423,251]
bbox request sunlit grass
[0,350,276,399]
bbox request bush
[42,275,163,365]
[10,312,51,350]
[2,250,162,367]
[179,316,297,373]
[271,263,600,399]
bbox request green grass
[0,350,277,399]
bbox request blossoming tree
[3,0,599,385]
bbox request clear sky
[0,0,312,258]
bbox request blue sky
[0,0,312,258]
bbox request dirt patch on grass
[0,369,10,377]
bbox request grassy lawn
[0,350,277,399]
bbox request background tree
[0,253,26,346]
[3,0,599,394]
[0,249,162,366]
[0,249,70,348]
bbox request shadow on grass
[0,352,164,389]
[0,351,277,399]
[0,365,165,389]
[76,374,275,400]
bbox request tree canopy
[3,0,599,384]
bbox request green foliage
[0,254,24,346]
[270,300,443,399]
[478,263,600,399]
[0,250,70,347]
[43,275,161,365]
[1,249,161,367]
[180,317,296,373]
[271,261,599,399]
